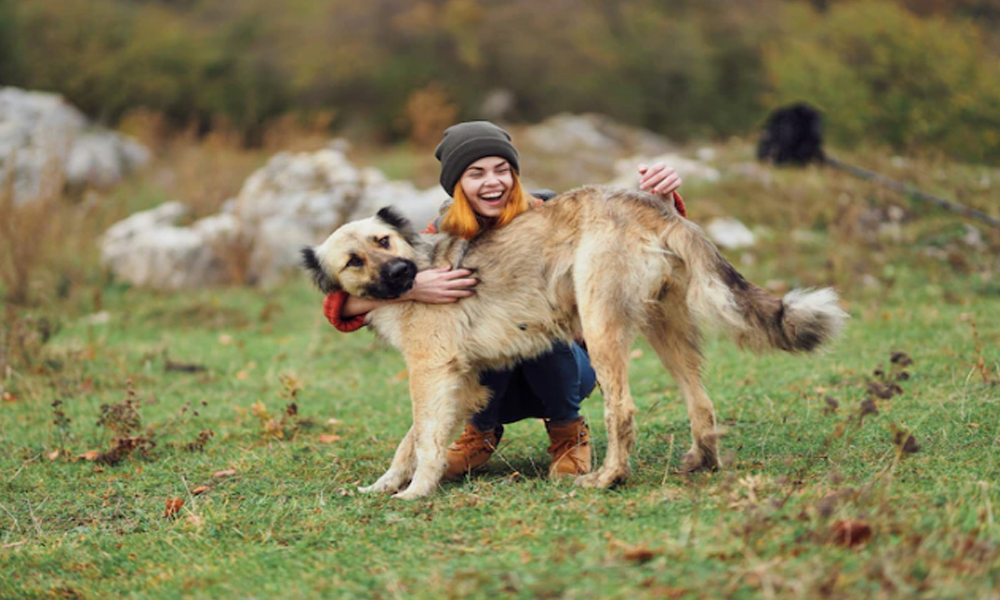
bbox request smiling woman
[442,157,531,238]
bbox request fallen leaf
[213,469,236,478]
[46,450,60,461]
[608,536,659,563]
[622,545,657,562]
[218,334,233,345]
[326,418,342,426]
[645,586,687,599]
[831,519,872,548]
[164,498,184,518]
[191,486,210,496]
[236,370,249,381]
[79,450,100,461]
[2,392,16,403]
[630,349,644,359]
[318,434,341,444]
[391,369,408,383]
[186,514,203,526]
[264,418,284,438]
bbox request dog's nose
[385,259,416,282]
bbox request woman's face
[459,156,514,219]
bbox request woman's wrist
[342,295,401,317]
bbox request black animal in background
[757,103,825,166]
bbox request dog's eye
[346,254,364,268]
[376,236,391,249]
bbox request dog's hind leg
[644,306,721,472]
[359,426,417,495]
[574,302,639,489]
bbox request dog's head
[302,207,422,300]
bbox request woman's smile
[461,156,514,218]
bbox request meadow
[1,137,999,599]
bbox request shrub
[764,0,1000,162]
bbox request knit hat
[434,121,520,195]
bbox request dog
[302,186,847,499]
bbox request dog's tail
[669,220,847,352]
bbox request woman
[324,121,685,481]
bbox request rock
[478,89,516,122]
[101,143,447,290]
[606,152,721,189]
[101,202,226,290]
[705,217,756,249]
[514,113,674,190]
[66,131,150,191]
[0,86,149,204]
[962,224,985,249]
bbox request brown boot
[443,423,503,481]
[546,417,592,478]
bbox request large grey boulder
[66,131,150,191]
[101,144,447,290]
[0,86,149,204]
[100,202,238,290]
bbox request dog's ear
[376,206,420,247]
[301,247,340,294]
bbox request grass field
[2,140,999,599]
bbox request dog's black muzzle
[366,258,417,300]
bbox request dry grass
[119,110,333,219]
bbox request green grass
[2,148,1000,598]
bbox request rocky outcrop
[513,113,675,191]
[100,144,446,290]
[0,86,149,204]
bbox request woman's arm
[340,294,397,317]
[340,266,478,317]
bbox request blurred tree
[1,0,997,157]
[766,0,1000,161]
[0,0,26,84]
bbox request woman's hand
[402,267,477,303]
[638,162,682,197]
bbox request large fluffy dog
[303,186,846,499]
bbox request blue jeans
[470,341,597,430]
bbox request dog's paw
[681,448,720,473]
[573,466,628,489]
[391,485,434,500]
[359,474,405,494]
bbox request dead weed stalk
[78,378,213,465]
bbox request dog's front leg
[359,426,416,495]
[392,367,464,500]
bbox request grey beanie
[434,121,520,195]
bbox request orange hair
[439,171,531,240]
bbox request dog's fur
[303,186,847,499]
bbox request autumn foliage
[2,0,999,160]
